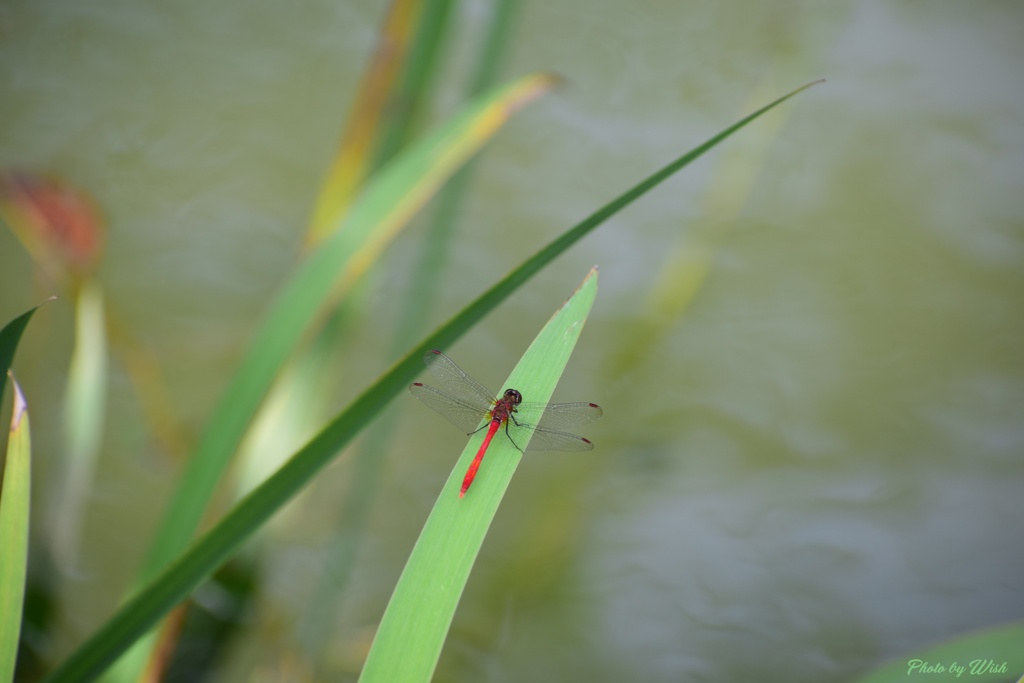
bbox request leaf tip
[504,72,564,116]
[8,371,27,432]
[538,71,567,91]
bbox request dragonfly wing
[408,383,489,434]
[508,402,601,452]
[422,351,496,408]
[519,425,595,452]
[515,401,603,431]
[414,352,602,453]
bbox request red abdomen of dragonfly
[489,388,522,424]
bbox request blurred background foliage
[1,1,1022,682]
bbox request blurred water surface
[1,1,1022,681]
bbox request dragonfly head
[502,388,523,406]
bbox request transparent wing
[510,401,602,452]
[408,382,489,434]
[421,350,495,409]
[514,401,603,431]
[518,424,596,452]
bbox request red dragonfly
[409,350,602,497]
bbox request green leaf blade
[0,376,32,683]
[358,267,599,683]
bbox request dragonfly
[409,350,603,497]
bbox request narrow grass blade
[416,80,824,357]
[849,622,1024,683]
[0,303,52,683]
[397,0,523,342]
[53,282,107,568]
[359,268,598,683]
[43,82,817,683]
[613,75,811,376]
[0,376,31,683]
[370,0,455,169]
[306,0,424,244]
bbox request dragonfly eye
[504,388,522,405]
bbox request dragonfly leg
[504,420,525,453]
